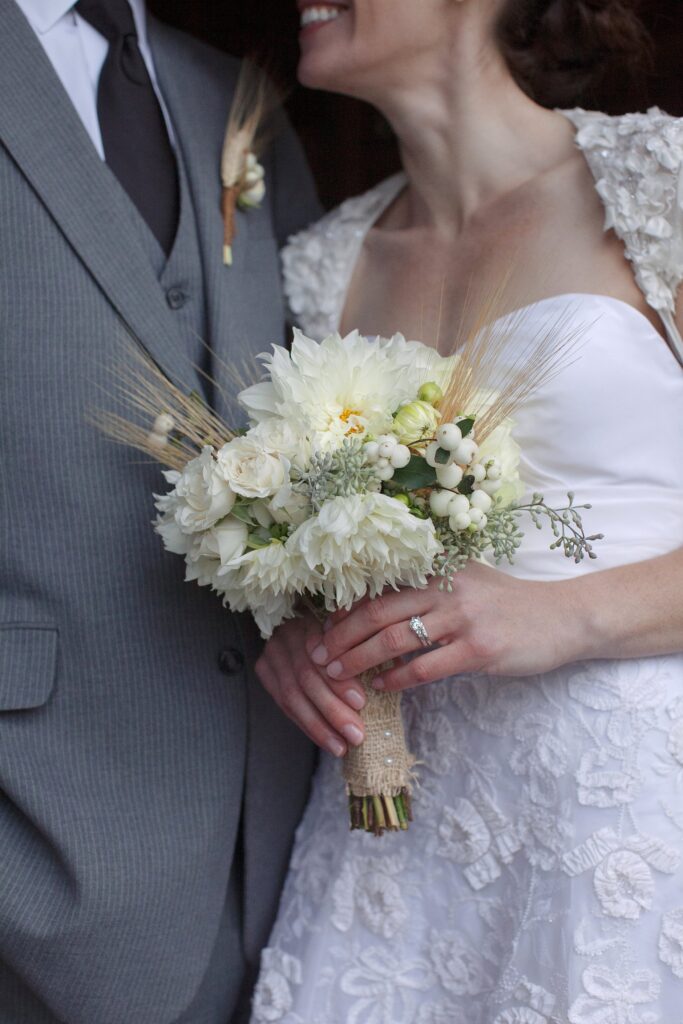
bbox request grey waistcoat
[0,4,321,1022]
[137,153,209,377]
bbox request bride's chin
[297,16,358,91]
[297,50,352,92]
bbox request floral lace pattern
[253,659,683,1023]
[252,109,683,1024]
[281,173,404,341]
[563,109,683,316]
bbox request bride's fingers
[372,640,477,693]
[311,589,436,672]
[298,669,366,748]
[256,655,348,757]
[316,612,449,682]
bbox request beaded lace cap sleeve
[281,173,405,340]
[565,107,683,365]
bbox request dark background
[150,1,682,210]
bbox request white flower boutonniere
[237,153,266,211]
[220,62,276,266]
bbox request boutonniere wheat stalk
[221,61,278,266]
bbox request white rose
[167,448,236,534]
[268,489,311,527]
[248,419,310,469]
[239,178,266,209]
[195,516,249,566]
[217,436,289,500]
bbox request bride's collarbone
[343,195,652,342]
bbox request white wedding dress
[250,109,683,1024]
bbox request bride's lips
[297,1,351,39]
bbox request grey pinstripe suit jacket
[0,3,319,1021]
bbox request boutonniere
[221,62,276,266]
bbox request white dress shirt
[14,0,174,160]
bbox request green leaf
[459,474,475,495]
[246,530,272,550]
[434,447,450,465]
[457,417,475,438]
[391,456,437,490]
[231,503,255,525]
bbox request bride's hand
[255,612,367,756]
[310,562,586,692]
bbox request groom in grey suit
[0,0,319,1021]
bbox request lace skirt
[251,654,683,1024]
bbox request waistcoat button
[218,646,245,676]
[166,286,186,310]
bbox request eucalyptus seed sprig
[515,492,604,562]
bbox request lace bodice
[282,108,683,366]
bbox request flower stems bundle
[344,672,414,835]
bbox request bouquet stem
[343,667,416,836]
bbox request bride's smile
[295,0,460,96]
[297,0,353,70]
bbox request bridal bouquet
[99,317,600,835]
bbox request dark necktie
[76,0,179,254]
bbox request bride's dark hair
[497,0,651,108]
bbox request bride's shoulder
[281,174,405,339]
[565,107,683,317]
[565,106,683,170]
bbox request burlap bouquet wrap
[343,669,416,802]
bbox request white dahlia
[238,330,455,445]
[215,541,300,638]
[287,492,442,612]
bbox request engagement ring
[409,615,431,648]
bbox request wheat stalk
[437,283,587,442]
[221,61,279,265]
[91,344,237,472]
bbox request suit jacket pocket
[0,624,58,710]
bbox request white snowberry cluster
[425,421,503,533]
[364,434,412,482]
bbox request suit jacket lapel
[0,0,197,392]
[149,19,250,371]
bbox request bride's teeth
[301,5,345,28]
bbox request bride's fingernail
[327,737,346,758]
[372,676,385,690]
[311,645,328,665]
[342,724,364,747]
[344,689,365,710]
[327,661,343,679]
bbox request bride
[251,0,683,1020]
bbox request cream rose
[196,516,249,566]
[248,419,310,470]
[169,447,236,534]
[217,437,289,500]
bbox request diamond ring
[409,615,431,648]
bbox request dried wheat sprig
[221,61,279,265]
[438,287,588,442]
[90,345,237,470]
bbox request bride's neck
[371,45,574,232]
